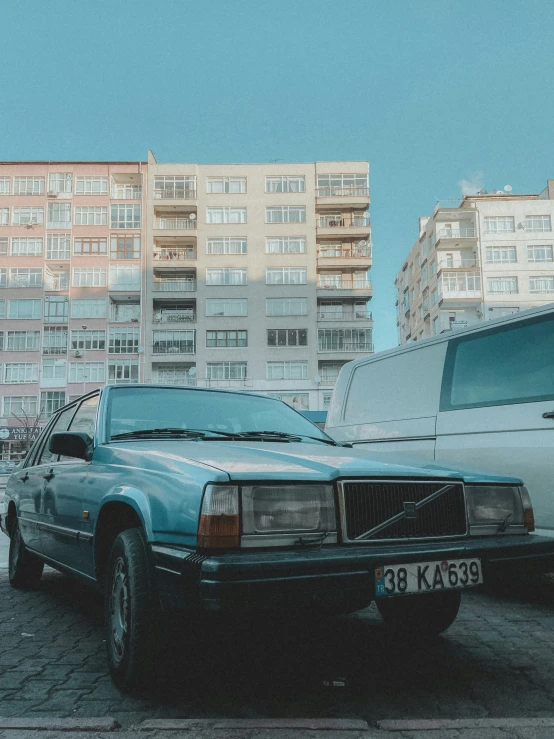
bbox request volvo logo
[404,502,417,519]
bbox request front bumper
[151,534,554,612]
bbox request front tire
[376,590,461,637]
[8,519,44,589]
[104,528,158,691]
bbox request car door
[41,395,99,575]
[436,311,554,533]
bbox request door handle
[21,472,29,483]
[542,411,554,420]
[43,470,55,481]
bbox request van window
[440,313,554,410]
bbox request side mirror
[49,432,92,461]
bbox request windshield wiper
[238,431,338,446]
[111,428,208,441]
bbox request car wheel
[376,590,461,637]
[104,528,158,691]
[8,519,44,589]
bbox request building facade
[395,181,554,344]
[0,155,372,458]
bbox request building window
[265,237,306,254]
[484,216,515,233]
[207,177,246,193]
[206,362,247,380]
[525,215,551,232]
[206,268,247,286]
[431,288,438,305]
[487,277,518,294]
[70,298,106,319]
[44,296,68,323]
[110,204,141,229]
[151,330,195,354]
[48,173,72,194]
[267,329,307,347]
[40,391,66,418]
[110,299,140,322]
[74,206,108,226]
[8,299,42,320]
[316,173,368,195]
[0,208,8,225]
[206,207,247,224]
[11,238,43,256]
[70,330,106,351]
[430,260,436,275]
[486,246,517,263]
[74,237,107,255]
[47,202,71,229]
[528,245,553,262]
[107,359,138,384]
[206,330,247,348]
[266,267,307,285]
[9,268,42,288]
[41,358,67,384]
[266,206,306,223]
[75,176,108,195]
[529,277,554,293]
[5,363,39,383]
[0,299,5,319]
[206,238,247,255]
[319,362,346,384]
[155,364,195,385]
[6,331,40,351]
[268,393,309,410]
[265,176,305,193]
[110,234,140,259]
[0,238,7,255]
[322,392,332,410]
[69,362,106,383]
[43,327,68,355]
[108,327,140,354]
[421,264,428,282]
[266,361,308,380]
[46,234,71,260]
[73,268,106,287]
[266,298,308,316]
[205,298,247,317]
[2,396,38,418]
[0,268,6,288]
[12,207,44,226]
[109,265,141,290]
[154,176,196,199]
[0,177,10,195]
[318,328,372,352]
[13,177,45,195]
[402,290,409,312]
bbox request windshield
[107,387,331,443]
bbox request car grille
[340,480,467,542]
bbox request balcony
[42,346,67,355]
[318,342,374,354]
[317,278,372,296]
[155,218,197,230]
[111,185,142,199]
[152,277,196,292]
[316,185,370,208]
[152,341,196,355]
[153,247,196,262]
[317,309,373,322]
[44,276,69,291]
[438,286,482,306]
[317,244,372,268]
[153,310,196,323]
[317,214,370,238]
[435,227,477,248]
[153,189,197,200]
[437,257,478,271]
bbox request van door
[436,311,554,532]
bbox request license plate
[374,558,482,598]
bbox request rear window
[440,313,554,410]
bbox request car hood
[102,440,522,485]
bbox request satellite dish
[314,375,322,384]
[188,367,197,377]
[189,213,197,220]
[504,185,512,192]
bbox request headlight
[466,486,524,527]
[242,484,336,538]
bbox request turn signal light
[520,487,535,533]
[198,485,240,549]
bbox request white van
[326,304,554,533]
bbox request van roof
[348,303,554,371]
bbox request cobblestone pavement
[2,532,554,731]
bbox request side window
[68,395,99,439]
[36,406,77,466]
[440,313,554,410]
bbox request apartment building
[0,154,372,458]
[395,180,554,343]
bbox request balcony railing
[9,279,42,288]
[42,346,67,355]
[152,278,196,292]
[318,342,374,353]
[438,258,478,269]
[153,311,196,323]
[317,279,372,290]
[436,228,476,239]
[152,342,196,355]
[319,376,339,386]
[317,215,370,228]
[318,245,372,259]
[318,310,373,321]
[45,278,69,291]
[153,248,196,261]
[155,375,197,386]
[316,186,370,198]
[111,186,142,199]
[155,218,197,230]
[154,189,197,200]
[439,288,482,300]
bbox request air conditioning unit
[47,190,57,197]
[131,318,139,322]
[73,350,83,358]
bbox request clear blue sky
[2,0,554,350]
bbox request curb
[0,717,119,732]
[139,719,369,731]
[378,717,554,731]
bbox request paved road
[2,532,554,732]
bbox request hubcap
[110,558,129,663]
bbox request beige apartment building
[395,180,554,343]
[0,154,372,458]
